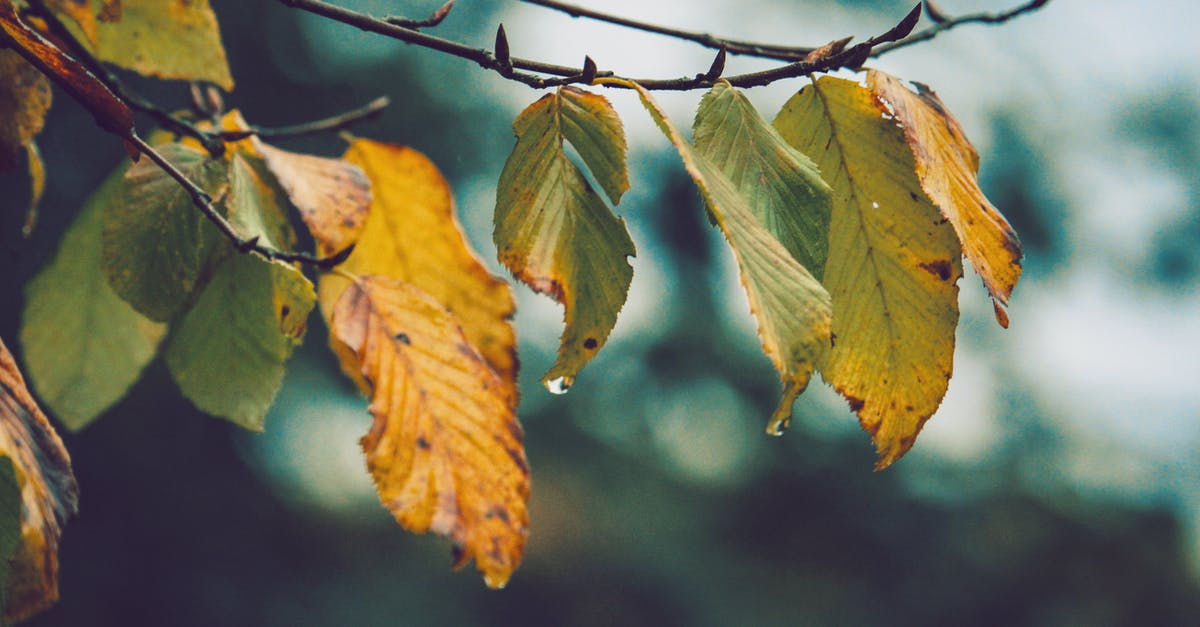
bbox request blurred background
[3,0,1200,625]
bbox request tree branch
[873,0,1050,57]
[278,0,925,91]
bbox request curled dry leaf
[868,69,1022,324]
[331,277,530,589]
[320,139,517,393]
[256,141,371,258]
[0,339,78,624]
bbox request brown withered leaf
[0,49,51,169]
[868,69,1022,324]
[0,339,78,623]
[256,141,371,258]
[331,277,529,589]
[319,139,517,394]
[0,0,132,137]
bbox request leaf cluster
[0,0,1036,615]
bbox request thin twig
[217,96,391,141]
[125,133,355,268]
[873,0,1050,57]
[522,0,817,61]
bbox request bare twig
[217,96,391,141]
[522,0,817,61]
[873,0,1050,56]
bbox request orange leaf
[868,69,1022,324]
[256,141,371,258]
[330,277,529,588]
[0,339,78,623]
[0,0,132,137]
[320,140,517,392]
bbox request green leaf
[164,253,315,431]
[616,79,831,435]
[774,76,962,469]
[228,151,295,250]
[0,455,22,619]
[102,143,229,322]
[694,80,832,277]
[93,0,234,90]
[21,166,167,430]
[494,86,635,391]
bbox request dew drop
[546,376,573,395]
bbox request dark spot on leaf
[416,436,431,450]
[846,395,865,413]
[829,332,837,348]
[905,405,914,412]
[909,191,919,201]
[899,435,915,450]
[919,259,953,281]
[394,332,411,345]
[280,305,290,318]
[583,337,598,350]
[485,506,511,523]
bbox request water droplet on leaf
[546,376,573,395]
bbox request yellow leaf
[868,69,1022,323]
[94,0,233,90]
[330,277,529,589]
[775,76,962,469]
[320,140,517,392]
[0,339,78,623]
[256,141,371,258]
